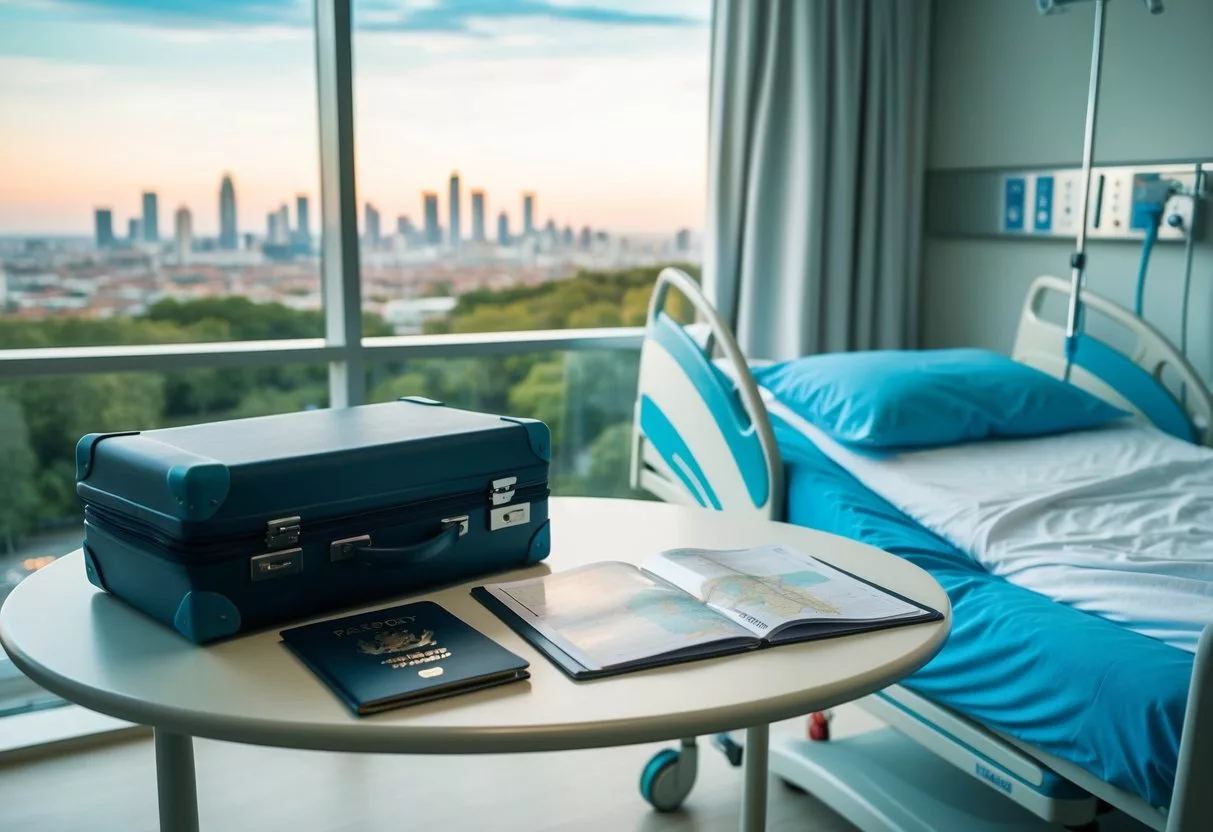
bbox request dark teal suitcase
[76,398,551,643]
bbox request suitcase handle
[350,518,464,569]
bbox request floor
[0,718,855,832]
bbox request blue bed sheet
[774,421,1192,809]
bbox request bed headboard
[629,267,783,519]
[1013,274,1213,446]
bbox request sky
[0,0,711,238]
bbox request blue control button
[1034,175,1054,232]
[1005,177,1026,232]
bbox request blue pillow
[752,348,1126,449]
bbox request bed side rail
[1168,624,1213,832]
[1013,275,1213,446]
[629,267,783,519]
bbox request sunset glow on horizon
[0,0,710,238]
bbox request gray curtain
[705,0,932,360]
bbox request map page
[641,545,923,638]
[486,562,756,672]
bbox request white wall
[922,0,1213,380]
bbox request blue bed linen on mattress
[773,418,1191,810]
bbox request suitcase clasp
[250,548,302,581]
[489,477,517,506]
[265,516,302,550]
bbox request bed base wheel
[639,738,699,812]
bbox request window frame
[0,0,647,389]
[0,0,648,750]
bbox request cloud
[36,0,706,33]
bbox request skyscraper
[94,209,114,249]
[523,193,535,237]
[219,174,237,250]
[276,204,291,245]
[266,211,279,244]
[544,218,557,240]
[448,172,461,250]
[295,194,310,249]
[497,211,510,245]
[562,225,574,248]
[141,191,159,243]
[127,218,140,243]
[364,202,381,248]
[675,228,691,252]
[423,192,440,245]
[174,206,193,264]
[471,190,485,244]
[579,226,592,251]
[396,215,415,243]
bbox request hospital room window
[351,0,711,335]
[0,3,324,347]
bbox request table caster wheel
[640,740,698,812]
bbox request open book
[471,544,942,679]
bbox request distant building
[396,215,415,244]
[382,296,458,336]
[266,211,280,244]
[561,225,574,248]
[497,211,510,245]
[141,191,159,243]
[219,174,238,250]
[276,204,291,245]
[423,192,440,245]
[295,194,310,249]
[544,219,557,238]
[471,190,485,243]
[174,206,193,264]
[94,209,114,249]
[579,226,592,251]
[675,228,691,252]
[364,202,381,248]
[448,172,461,250]
[595,230,609,244]
[523,193,535,237]
[127,218,140,243]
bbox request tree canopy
[1,265,694,543]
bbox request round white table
[0,497,949,832]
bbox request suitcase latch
[265,516,301,550]
[489,477,517,506]
[250,548,302,581]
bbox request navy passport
[281,601,529,715]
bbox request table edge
[0,613,947,754]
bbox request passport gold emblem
[418,667,444,679]
[357,629,436,656]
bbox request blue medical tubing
[1134,203,1164,317]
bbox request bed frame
[630,267,1213,832]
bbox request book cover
[281,601,529,715]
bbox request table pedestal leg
[741,724,769,832]
[155,729,199,832]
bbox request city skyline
[84,171,668,251]
[0,1,710,237]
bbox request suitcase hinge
[265,516,301,550]
[489,476,517,506]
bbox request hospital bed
[629,266,1213,832]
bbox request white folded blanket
[765,393,1213,654]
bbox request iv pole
[1062,0,1107,381]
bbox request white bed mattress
[763,393,1213,653]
